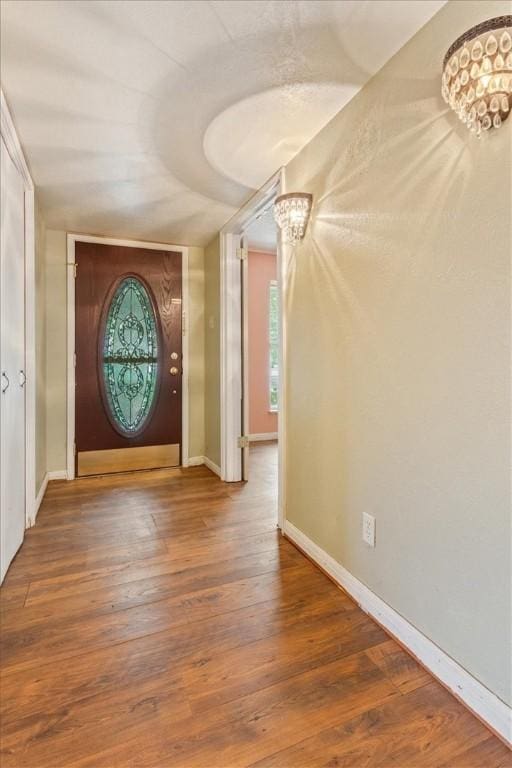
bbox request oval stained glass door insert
[101,276,159,436]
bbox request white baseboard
[187,456,205,467]
[283,519,512,746]
[29,469,67,526]
[184,455,222,478]
[249,432,278,442]
[203,456,221,477]
[29,473,49,527]
[48,470,68,481]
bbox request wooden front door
[75,242,182,476]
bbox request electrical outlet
[362,512,376,547]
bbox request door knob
[170,366,179,376]
[1,372,9,394]
[19,370,26,387]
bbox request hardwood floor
[1,443,509,767]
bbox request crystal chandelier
[442,15,512,135]
[273,193,312,244]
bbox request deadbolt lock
[170,366,179,375]
[171,352,178,360]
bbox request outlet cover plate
[363,512,376,547]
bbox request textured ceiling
[1,0,445,246]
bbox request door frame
[66,234,190,480]
[0,90,36,529]
[220,168,286,530]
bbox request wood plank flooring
[1,443,510,767]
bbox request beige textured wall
[44,233,206,471]
[34,201,47,492]
[204,235,221,468]
[45,230,67,473]
[187,246,206,458]
[284,0,511,704]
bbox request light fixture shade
[273,193,312,244]
[442,15,512,135]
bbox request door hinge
[73,442,77,456]
[73,352,77,368]
[238,436,250,448]
[236,247,248,261]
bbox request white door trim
[66,234,190,480]
[0,90,36,529]
[219,231,242,483]
[220,169,286,530]
[240,231,250,481]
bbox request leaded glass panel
[102,276,159,435]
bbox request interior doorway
[241,209,279,487]
[220,169,285,529]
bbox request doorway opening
[241,210,279,502]
[220,169,285,529]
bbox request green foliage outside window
[269,281,279,412]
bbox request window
[269,280,279,412]
[102,276,159,435]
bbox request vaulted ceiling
[1,1,445,246]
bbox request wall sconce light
[442,15,512,135]
[273,192,312,244]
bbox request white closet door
[0,135,26,582]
